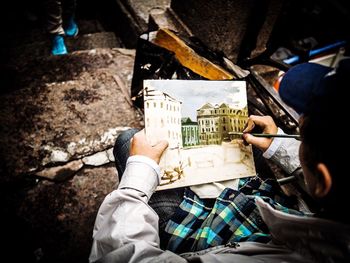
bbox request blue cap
[279,62,333,114]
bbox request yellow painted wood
[154,28,234,80]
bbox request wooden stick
[153,28,234,80]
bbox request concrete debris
[35,160,84,181]
[106,148,115,162]
[48,149,70,164]
[82,151,110,166]
[0,48,142,178]
[19,164,118,261]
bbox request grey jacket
[89,138,350,262]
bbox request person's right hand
[130,130,169,164]
[242,115,278,152]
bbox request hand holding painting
[130,129,168,164]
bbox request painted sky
[144,80,247,121]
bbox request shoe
[64,17,79,37]
[51,34,68,55]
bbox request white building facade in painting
[144,87,182,149]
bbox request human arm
[89,130,183,262]
[243,115,301,175]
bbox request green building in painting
[181,117,199,147]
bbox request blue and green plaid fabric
[164,177,303,253]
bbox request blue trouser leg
[113,128,139,181]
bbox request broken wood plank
[153,28,234,80]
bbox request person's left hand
[130,130,169,164]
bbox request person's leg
[44,0,64,35]
[62,0,76,19]
[149,189,184,249]
[113,129,184,248]
[44,0,67,55]
[113,128,139,181]
[62,0,78,37]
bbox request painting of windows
[143,80,255,191]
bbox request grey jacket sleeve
[88,155,186,263]
[263,128,301,175]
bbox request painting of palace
[143,80,256,190]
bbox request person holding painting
[89,59,350,262]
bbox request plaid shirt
[164,177,303,253]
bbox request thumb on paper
[153,140,169,155]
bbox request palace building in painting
[197,103,248,145]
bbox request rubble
[35,160,84,181]
[0,49,142,179]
